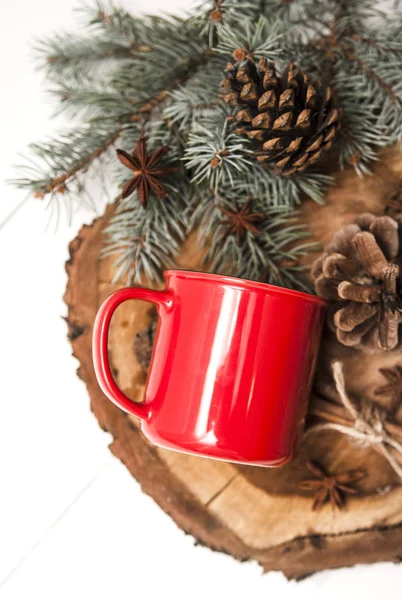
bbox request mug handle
[92,287,174,421]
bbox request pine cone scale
[337,318,376,346]
[334,302,377,332]
[353,232,388,278]
[338,281,381,303]
[379,309,399,351]
[370,216,399,260]
[315,274,340,300]
[321,253,355,279]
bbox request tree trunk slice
[64,147,402,580]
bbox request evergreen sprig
[13,123,120,199]
[12,0,402,291]
[103,194,186,284]
[188,191,315,290]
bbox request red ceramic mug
[93,270,326,467]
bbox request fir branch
[259,0,335,39]
[14,85,175,199]
[18,77,204,199]
[36,1,155,82]
[12,0,402,293]
[162,56,227,130]
[51,84,139,120]
[189,192,314,291]
[340,41,400,105]
[164,92,220,130]
[103,182,188,284]
[184,116,253,190]
[38,5,211,114]
[12,125,120,199]
[35,34,139,80]
[215,15,286,60]
[197,0,258,46]
[220,162,330,206]
[350,34,402,56]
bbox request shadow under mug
[92,270,326,467]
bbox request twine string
[305,361,402,480]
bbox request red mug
[93,270,326,467]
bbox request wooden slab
[64,147,402,579]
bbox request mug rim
[164,269,327,307]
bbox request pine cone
[312,213,402,352]
[220,58,341,176]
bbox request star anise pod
[219,199,264,244]
[375,365,402,414]
[298,461,365,510]
[116,135,177,207]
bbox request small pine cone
[312,213,402,352]
[220,57,341,176]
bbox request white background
[1,0,401,598]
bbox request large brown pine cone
[312,213,402,352]
[220,57,341,176]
